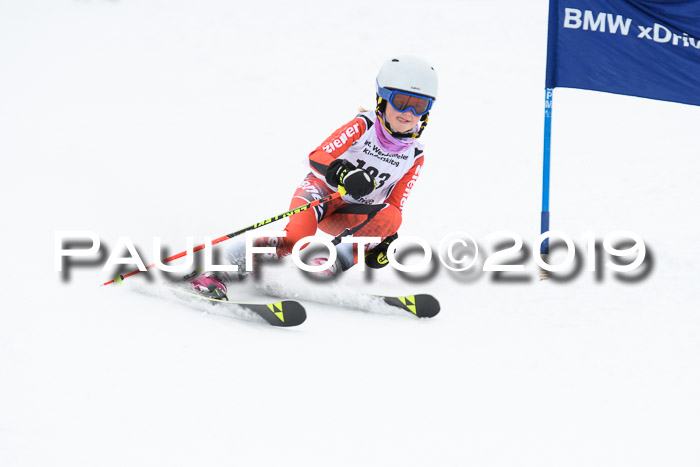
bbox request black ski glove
[326,159,376,198]
[365,232,398,269]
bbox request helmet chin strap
[375,96,429,139]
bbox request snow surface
[1,0,699,466]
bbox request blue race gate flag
[546,0,700,106]
[539,0,700,276]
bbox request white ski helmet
[376,55,438,100]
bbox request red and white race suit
[272,111,427,263]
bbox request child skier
[191,55,438,299]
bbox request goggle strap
[411,113,427,139]
[377,112,395,136]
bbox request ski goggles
[379,87,434,116]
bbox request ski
[372,293,441,318]
[165,285,307,327]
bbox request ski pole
[102,191,343,286]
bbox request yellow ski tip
[398,296,417,314]
[267,302,285,322]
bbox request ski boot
[188,271,230,300]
